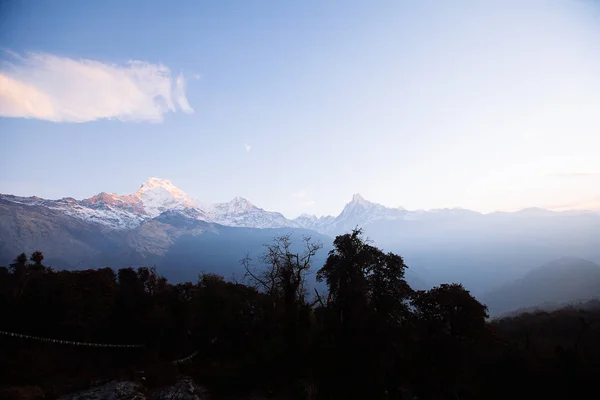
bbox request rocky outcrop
[56,377,209,400]
[152,377,210,400]
[57,381,146,400]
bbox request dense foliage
[1,229,599,399]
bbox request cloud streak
[0,51,194,123]
[244,144,252,152]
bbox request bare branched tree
[241,234,323,306]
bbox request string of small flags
[171,350,198,365]
[0,330,144,348]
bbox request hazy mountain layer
[2,178,599,306]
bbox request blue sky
[1,0,600,218]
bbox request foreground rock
[58,381,146,400]
[153,377,210,400]
[57,377,209,400]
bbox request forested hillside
[1,230,599,400]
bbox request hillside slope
[482,257,600,316]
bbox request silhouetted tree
[409,283,489,399]
[316,228,412,398]
[242,234,322,392]
[2,240,600,400]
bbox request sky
[1,0,600,218]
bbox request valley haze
[1,177,599,316]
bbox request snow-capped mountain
[205,197,293,228]
[2,177,597,237]
[0,178,203,230]
[0,178,420,233]
[56,177,206,229]
[0,178,309,231]
[3,177,600,296]
[292,213,335,231]
[81,177,201,218]
[0,178,509,234]
[0,193,145,230]
[326,193,408,233]
[134,177,198,217]
[289,194,413,235]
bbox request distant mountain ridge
[482,257,600,317]
[0,194,332,284]
[2,178,600,297]
[2,177,597,236]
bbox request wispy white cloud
[0,51,194,123]
[174,74,194,114]
[244,143,252,153]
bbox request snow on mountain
[77,178,212,228]
[56,192,147,230]
[0,182,465,233]
[0,178,303,231]
[0,189,413,233]
[206,197,293,228]
[293,213,319,227]
[82,192,145,214]
[292,213,320,228]
[205,193,412,232]
[0,193,145,230]
[60,203,145,230]
[3,178,584,235]
[324,193,408,234]
[0,194,55,207]
[0,178,205,230]
[293,213,336,232]
[134,177,198,217]
[3,180,442,234]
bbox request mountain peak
[139,177,177,191]
[231,196,252,205]
[226,196,255,212]
[134,177,196,217]
[351,193,369,205]
[136,177,191,199]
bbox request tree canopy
[1,230,599,400]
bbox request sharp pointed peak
[349,193,372,206]
[352,193,364,200]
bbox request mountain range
[0,177,481,234]
[4,177,597,234]
[1,177,600,305]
